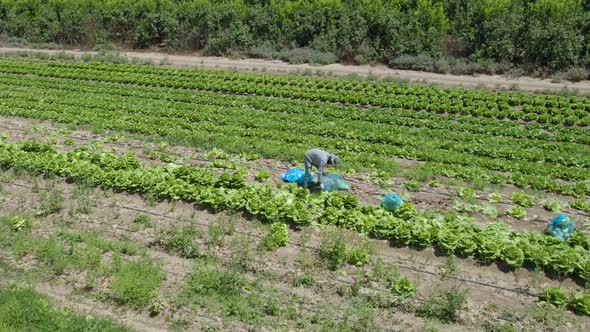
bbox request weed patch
[110,258,164,308]
[416,288,466,323]
[156,225,203,258]
[0,287,129,331]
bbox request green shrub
[247,45,279,60]
[563,67,588,82]
[0,287,129,331]
[185,267,244,297]
[132,214,152,228]
[450,59,470,75]
[353,54,369,65]
[72,245,102,270]
[157,225,203,258]
[320,232,348,270]
[38,190,64,216]
[416,288,466,323]
[278,48,337,65]
[110,259,164,308]
[36,237,68,274]
[292,272,316,287]
[59,231,144,256]
[390,54,434,72]
[80,53,93,62]
[433,58,451,74]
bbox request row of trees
[0,0,589,71]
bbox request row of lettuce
[36,60,590,112]
[3,71,590,148]
[540,287,590,316]
[4,83,588,174]
[1,139,589,286]
[2,72,589,145]
[0,75,589,198]
[0,59,590,127]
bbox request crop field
[0,57,589,331]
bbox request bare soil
[2,47,590,94]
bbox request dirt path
[2,46,590,94]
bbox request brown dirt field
[0,45,587,328]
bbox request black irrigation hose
[0,179,540,298]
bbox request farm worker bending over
[303,149,340,190]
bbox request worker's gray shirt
[304,149,334,183]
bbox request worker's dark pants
[303,158,323,188]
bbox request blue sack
[281,169,348,190]
[281,167,313,186]
[323,174,350,192]
[546,213,575,241]
[381,194,404,211]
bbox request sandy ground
[2,46,590,94]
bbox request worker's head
[330,155,340,167]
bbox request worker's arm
[303,157,312,188]
[317,161,326,184]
